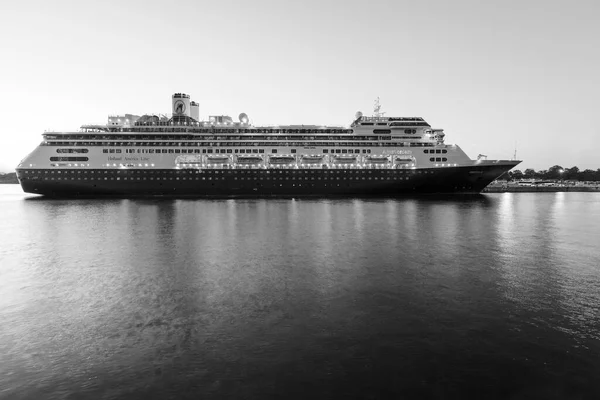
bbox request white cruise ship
[16,93,520,196]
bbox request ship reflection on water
[1,188,599,399]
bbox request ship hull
[17,163,517,197]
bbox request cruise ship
[16,93,520,197]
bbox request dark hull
[17,164,518,197]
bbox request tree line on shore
[0,172,18,184]
[500,165,600,182]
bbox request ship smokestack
[190,101,200,121]
[172,93,190,117]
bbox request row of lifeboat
[176,154,414,167]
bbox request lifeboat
[176,155,203,167]
[236,155,263,164]
[331,155,358,163]
[269,156,296,165]
[365,155,390,164]
[300,155,325,164]
[394,157,413,164]
[206,155,230,164]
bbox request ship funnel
[190,101,200,121]
[172,93,190,117]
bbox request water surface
[1,185,599,399]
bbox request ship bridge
[352,116,431,128]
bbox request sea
[1,184,599,399]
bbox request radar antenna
[373,97,385,118]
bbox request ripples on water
[0,185,599,399]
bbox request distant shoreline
[484,184,600,193]
[0,172,17,184]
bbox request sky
[0,0,598,172]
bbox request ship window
[323,149,328,153]
[335,149,341,153]
[436,149,441,154]
[259,149,264,153]
[272,149,277,153]
[103,149,108,153]
[291,149,296,153]
[50,157,89,162]
[227,149,232,153]
[442,150,447,153]
[252,149,258,153]
[443,158,447,162]
[342,149,347,154]
[424,150,429,154]
[430,158,435,162]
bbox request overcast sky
[1,0,598,172]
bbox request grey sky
[1,0,598,172]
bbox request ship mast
[373,97,385,118]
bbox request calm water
[1,184,599,399]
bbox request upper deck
[41,93,445,148]
[76,117,431,134]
